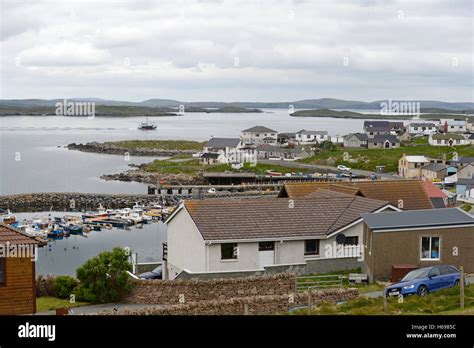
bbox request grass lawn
[291,284,474,315]
[300,145,474,172]
[105,140,205,151]
[36,296,90,312]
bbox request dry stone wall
[100,288,358,315]
[123,273,296,305]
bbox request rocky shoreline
[68,142,196,157]
[100,167,202,185]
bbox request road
[35,303,165,315]
[259,159,400,180]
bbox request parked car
[207,188,217,194]
[386,265,461,297]
[337,165,351,172]
[138,266,163,280]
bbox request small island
[291,108,474,120]
[0,105,263,116]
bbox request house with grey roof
[199,152,225,165]
[421,163,447,180]
[343,133,368,148]
[295,129,329,144]
[164,190,398,279]
[456,178,474,200]
[457,163,474,180]
[363,121,404,137]
[362,208,474,281]
[204,137,242,152]
[453,156,474,168]
[429,133,468,146]
[256,144,313,160]
[439,119,467,133]
[407,122,437,135]
[367,134,400,149]
[241,126,278,145]
[201,137,244,164]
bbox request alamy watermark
[55,99,96,118]
[324,242,364,262]
[380,99,420,117]
[0,242,38,261]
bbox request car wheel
[454,280,460,287]
[417,285,428,296]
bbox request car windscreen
[402,268,430,281]
[152,266,162,273]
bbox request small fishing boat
[47,228,64,239]
[138,118,157,130]
[0,209,17,225]
[65,225,83,235]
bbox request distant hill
[1,98,473,111]
[290,108,366,117]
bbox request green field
[144,159,309,176]
[105,140,205,151]
[291,284,474,315]
[36,296,90,312]
[300,144,474,172]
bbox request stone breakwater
[0,192,277,212]
[68,142,196,157]
[0,193,161,212]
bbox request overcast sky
[1,0,473,102]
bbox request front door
[258,242,275,269]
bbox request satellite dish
[336,234,346,244]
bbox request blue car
[386,265,461,297]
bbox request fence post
[383,287,387,313]
[460,266,465,310]
[244,303,249,315]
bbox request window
[0,258,4,285]
[421,236,440,260]
[428,267,440,277]
[258,241,275,251]
[304,240,319,255]
[344,236,359,246]
[221,243,238,260]
[439,265,457,275]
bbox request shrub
[52,276,79,299]
[76,247,132,303]
[36,275,56,297]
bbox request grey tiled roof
[182,191,388,241]
[422,163,447,172]
[371,135,400,143]
[362,208,473,231]
[345,133,368,141]
[242,126,277,133]
[206,138,241,148]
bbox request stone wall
[175,258,362,280]
[123,273,296,305]
[100,288,358,315]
